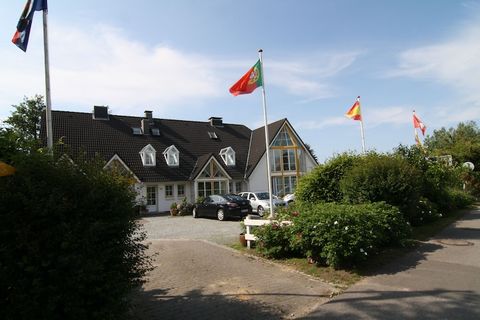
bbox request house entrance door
[146,186,157,213]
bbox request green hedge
[0,153,151,320]
[254,202,411,269]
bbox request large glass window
[272,176,297,196]
[272,127,294,146]
[147,186,156,205]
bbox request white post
[258,49,275,219]
[358,97,366,153]
[42,10,53,150]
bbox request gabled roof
[44,110,251,182]
[245,118,287,178]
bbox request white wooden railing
[243,216,292,249]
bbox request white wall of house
[138,181,193,213]
[248,155,269,192]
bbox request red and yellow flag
[413,113,426,136]
[345,96,362,121]
[229,59,263,96]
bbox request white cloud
[390,20,480,104]
[0,23,358,118]
[268,52,360,101]
[298,106,413,130]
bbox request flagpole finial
[258,49,263,53]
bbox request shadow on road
[299,288,480,319]
[133,288,288,320]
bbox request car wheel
[193,207,198,218]
[257,206,265,217]
[217,209,225,221]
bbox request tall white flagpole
[258,49,275,219]
[358,96,366,153]
[42,8,53,149]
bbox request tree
[424,121,480,166]
[4,95,45,151]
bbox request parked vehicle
[283,193,295,204]
[238,191,286,217]
[193,194,252,221]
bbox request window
[177,184,185,197]
[140,144,156,167]
[132,127,143,135]
[197,181,227,198]
[272,176,297,197]
[272,127,294,146]
[208,131,218,139]
[165,185,173,197]
[147,186,156,205]
[151,128,160,136]
[219,147,235,166]
[163,145,179,167]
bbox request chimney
[93,105,109,120]
[209,117,223,127]
[145,110,153,120]
[141,119,150,134]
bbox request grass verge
[230,208,472,290]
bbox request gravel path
[141,215,243,245]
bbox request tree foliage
[4,95,45,151]
[424,121,480,166]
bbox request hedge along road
[136,215,337,319]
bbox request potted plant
[170,202,178,216]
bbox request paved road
[134,240,335,319]
[136,215,336,319]
[302,207,480,319]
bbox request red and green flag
[345,96,362,121]
[229,59,263,96]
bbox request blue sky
[1,0,480,161]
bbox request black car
[193,194,252,221]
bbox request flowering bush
[254,202,411,269]
[254,222,297,258]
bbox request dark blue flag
[12,0,48,52]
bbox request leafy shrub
[0,153,151,320]
[254,222,297,259]
[447,188,476,209]
[296,152,358,203]
[409,197,440,226]
[340,153,422,221]
[290,202,411,268]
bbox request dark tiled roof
[245,118,286,178]
[43,110,253,182]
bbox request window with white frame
[140,144,156,167]
[177,184,185,197]
[146,186,156,205]
[165,185,174,197]
[219,147,235,166]
[163,145,179,167]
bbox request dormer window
[208,131,218,139]
[132,127,143,135]
[140,144,156,166]
[163,145,179,167]
[219,147,235,166]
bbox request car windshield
[223,194,244,201]
[255,192,270,200]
